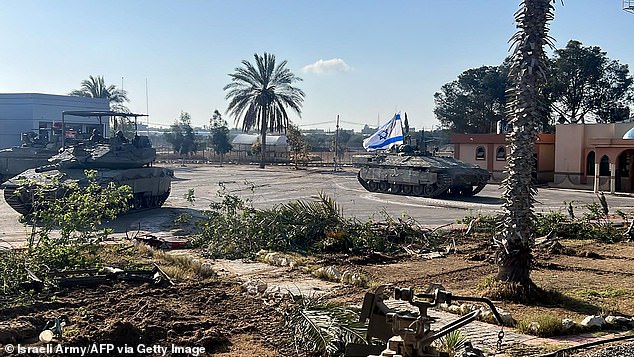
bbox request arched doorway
[599,155,610,177]
[617,149,634,192]
[586,151,595,176]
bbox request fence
[156,148,368,167]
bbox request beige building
[554,123,634,193]
[451,133,555,184]
[451,123,634,193]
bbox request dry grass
[100,243,216,282]
[136,244,216,281]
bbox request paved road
[2,164,634,247]
[164,164,634,224]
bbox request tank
[353,146,490,198]
[0,132,61,183]
[1,133,173,215]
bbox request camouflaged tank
[0,132,61,183]
[2,134,173,215]
[353,146,490,198]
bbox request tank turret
[48,133,157,170]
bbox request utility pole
[146,78,150,135]
[334,114,340,171]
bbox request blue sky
[0,1,632,132]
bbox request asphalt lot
[2,164,634,248]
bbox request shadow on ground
[101,207,201,235]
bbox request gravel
[572,341,634,357]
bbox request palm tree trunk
[259,107,267,169]
[497,0,553,285]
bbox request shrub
[516,314,565,337]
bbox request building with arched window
[451,133,555,184]
[554,123,634,193]
[451,123,634,194]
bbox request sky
[0,1,632,132]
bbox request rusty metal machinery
[345,285,505,357]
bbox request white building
[231,133,289,162]
[0,93,109,147]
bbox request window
[475,147,486,160]
[496,146,506,161]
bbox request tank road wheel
[378,181,389,193]
[412,185,424,196]
[143,195,154,208]
[389,183,402,194]
[157,190,170,207]
[133,194,143,209]
[460,186,475,196]
[423,184,434,197]
[367,181,379,192]
[402,185,413,195]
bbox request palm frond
[438,330,467,356]
[286,294,367,355]
[224,52,304,136]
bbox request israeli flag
[363,113,404,151]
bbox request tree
[164,112,197,157]
[346,133,365,149]
[549,40,634,124]
[209,109,233,166]
[496,0,554,291]
[224,52,305,169]
[286,123,310,168]
[69,75,130,113]
[304,133,330,152]
[434,65,510,133]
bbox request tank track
[2,186,171,216]
[356,172,453,198]
[472,181,487,195]
[3,187,30,215]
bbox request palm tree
[224,53,305,168]
[69,75,129,113]
[496,0,555,289]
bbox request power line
[297,120,370,128]
[296,121,333,127]
[340,120,368,126]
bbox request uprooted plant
[190,183,444,259]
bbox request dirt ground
[0,279,295,356]
[1,232,633,356]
